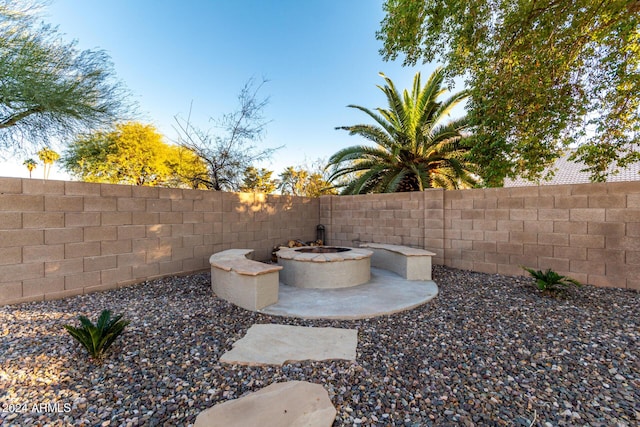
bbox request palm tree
[37,147,60,180]
[327,68,478,194]
[23,158,37,178]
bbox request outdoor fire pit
[276,246,373,289]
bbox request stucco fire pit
[276,246,373,289]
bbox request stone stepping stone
[220,324,357,366]
[194,381,337,427]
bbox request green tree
[303,172,338,198]
[174,78,280,191]
[278,165,336,197]
[23,158,36,178]
[327,69,477,194]
[377,0,640,185]
[239,166,277,193]
[0,0,131,151]
[37,147,59,179]
[278,166,307,196]
[62,122,204,187]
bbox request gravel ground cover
[1,266,638,427]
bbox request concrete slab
[220,324,357,366]
[259,267,438,320]
[194,381,336,427]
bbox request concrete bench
[209,249,282,311]
[359,243,435,280]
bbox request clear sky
[3,0,459,180]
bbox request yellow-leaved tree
[61,121,207,188]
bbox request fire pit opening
[295,246,351,254]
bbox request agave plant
[63,310,129,361]
[522,267,581,294]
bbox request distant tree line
[5,0,637,193]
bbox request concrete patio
[259,267,438,319]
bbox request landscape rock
[220,323,357,366]
[1,267,638,426]
[193,381,336,427]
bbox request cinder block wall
[0,177,318,305]
[444,182,639,289]
[321,192,425,246]
[319,190,445,265]
[3,176,638,305]
[322,182,640,290]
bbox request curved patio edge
[258,267,438,320]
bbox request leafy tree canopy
[278,165,337,197]
[62,121,207,187]
[303,172,338,198]
[0,0,132,152]
[240,166,278,194]
[378,0,640,185]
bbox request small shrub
[522,266,581,294]
[63,310,129,361]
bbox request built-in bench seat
[209,249,282,311]
[359,243,435,281]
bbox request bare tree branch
[173,78,281,191]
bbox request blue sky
[4,0,461,180]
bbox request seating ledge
[360,243,435,257]
[210,250,282,276]
[209,249,255,262]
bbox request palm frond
[327,145,393,166]
[327,158,386,182]
[434,89,470,121]
[337,124,395,149]
[341,166,385,194]
[328,69,478,193]
[410,164,432,191]
[378,167,407,192]
[343,104,397,138]
[522,267,582,294]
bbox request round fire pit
[276,246,373,289]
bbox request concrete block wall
[443,182,640,289]
[322,181,640,290]
[320,190,446,266]
[0,177,318,305]
[320,192,437,260]
[2,176,638,305]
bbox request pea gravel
[1,266,638,427]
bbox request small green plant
[522,266,581,294]
[63,310,129,361]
